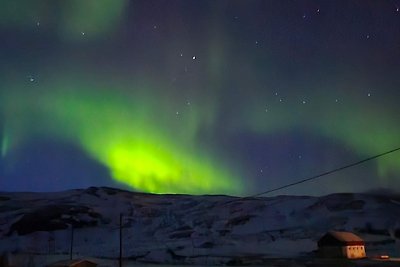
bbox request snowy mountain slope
[0,187,400,264]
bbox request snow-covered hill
[0,187,400,265]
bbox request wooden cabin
[318,231,366,259]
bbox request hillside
[0,187,400,265]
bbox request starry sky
[1,0,400,196]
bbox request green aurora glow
[2,71,400,193]
[243,83,400,185]
[0,77,243,195]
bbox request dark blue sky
[1,0,400,196]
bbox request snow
[0,187,400,265]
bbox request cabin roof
[328,231,364,242]
[318,231,365,247]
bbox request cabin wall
[319,246,343,258]
[343,245,366,259]
[320,245,366,259]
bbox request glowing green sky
[0,76,243,194]
[1,1,400,195]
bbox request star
[29,77,34,82]
[153,25,157,29]
[302,14,306,19]
[302,100,306,104]
[265,108,268,112]
[36,22,40,26]
[176,111,179,115]
[81,32,85,36]
[192,56,196,60]
[366,34,370,39]
[316,9,320,13]
[367,93,371,97]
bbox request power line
[205,146,400,210]
[248,146,400,198]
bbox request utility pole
[119,213,123,267]
[70,225,74,260]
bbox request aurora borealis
[1,1,400,195]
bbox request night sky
[1,0,400,196]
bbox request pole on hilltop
[119,213,123,267]
[70,225,74,260]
